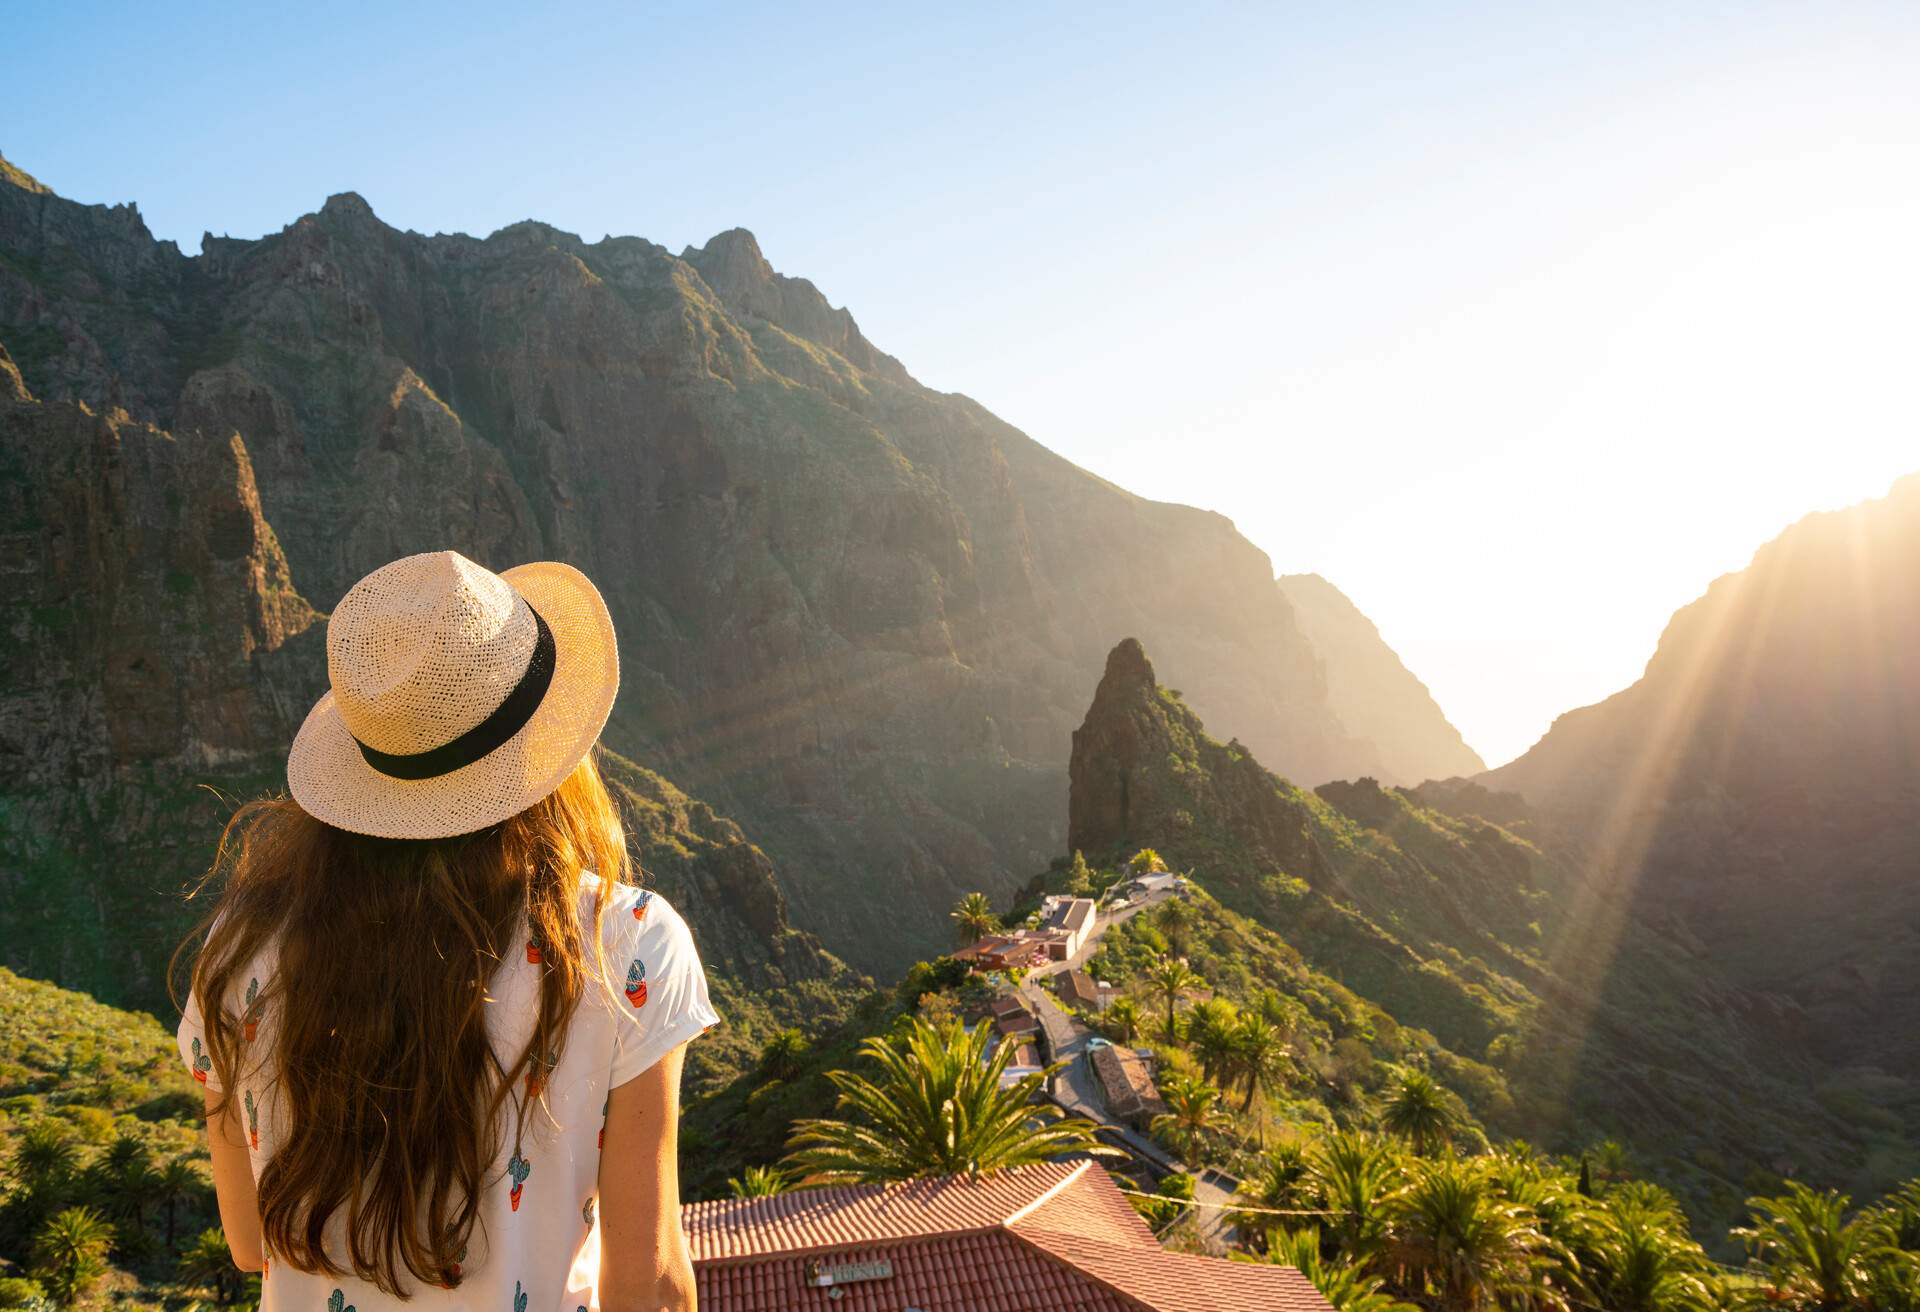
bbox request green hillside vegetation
[681,893,1920,1311]
[677,956,984,1199]
[1081,882,1514,1155]
[0,967,229,1307]
[1067,638,1909,1245]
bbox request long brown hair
[174,750,629,1295]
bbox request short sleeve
[606,888,721,1088]
[176,982,222,1094]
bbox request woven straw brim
[287,562,619,839]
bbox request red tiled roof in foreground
[684,1160,1333,1312]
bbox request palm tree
[1188,999,1241,1086]
[1232,1141,1316,1245]
[1874,1179,1920,1251]
[1733,1182,1897,1310]
[1143,955,1201,1045]
[1579,1189,1719,1312]
[177,1227,247,1305]
[1241,1227,1418,1312]
[758,1028,808,1083]
[1592,1139,1632,1186]
[29,1206,113,1305]
[1104,997,1142,1044]
[1234,1014,1290,1114]
[950,892,1000,944]
[1386,1155,1547,1312]
[1381,1070,1458,1156]
[1128,848,1167,876]
[726,1165,791,1198]
[1310,1131,1406,1268]
[15,1120,79,1194]
[784,1015,1108,1183]
[1150,1072,1227,1163]
[1155,898,1196,956]
[154,1156,202,1252]
[90,1134,158,1233]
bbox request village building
[1039,894,1099,958]
[1060,968,1119,1011]
[684,1159,1332,1312]
[993,1037,1044,1089]
[952,896,1096,971]
[951,934,1049,972]
[1109,870,1184,906]
[1088,1043,1168,1131]
[992,998,1041,1039]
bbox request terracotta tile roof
[1089,1044,1167,1121]
[1008,1164,1157,1245]
[694,1230,1137,1311]
[685,1162,1096,1263]
[1014,1226,1332,1312]
[685,1161,1335,1312]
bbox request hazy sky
[10,2,1919,766]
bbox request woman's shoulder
[576,874,687,943]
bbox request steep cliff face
[0,360,320,1005]
[0,164,1398,974]
[0,342,841,1016]
[1068,635,1914,1216]
[1277,573,1485,784]
[1482,475,1920,1081]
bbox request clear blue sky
[10,1,1920,765]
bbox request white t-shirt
[176,878,720,1312]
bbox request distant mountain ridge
[1277,572,1485,784]
[1482,474,1920,1100]
[0,151,1477,975]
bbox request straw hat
[287,551,619,839]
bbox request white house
[1037,895,1097,959]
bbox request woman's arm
[203,1086,264,1272]
[597,1042,697,1312]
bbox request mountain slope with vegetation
[1064,636,1915,1239]
[0,153,1469,976]
[1482,474,1920,1101]
[0,967,228,1306]
[1276,573,1485,785]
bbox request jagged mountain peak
[1098,634,1156,689]
[319,190,378,222]
[680,225,907,381]
[682,226,771,280]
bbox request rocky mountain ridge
[0,153,1478,974]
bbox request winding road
[1014,886,1241,1250]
